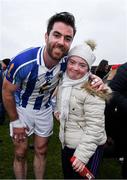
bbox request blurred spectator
[1,58,11,71]
[103,64,121,158]
[95,59,109,79]
[103,64,121,83]
[105,62,127,178]
[0,58,10,125]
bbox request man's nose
[58,36,65,45]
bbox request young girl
[54,41,111,179]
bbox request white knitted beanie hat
[68,40,96,68]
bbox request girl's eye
[69,60,75,65]
[80,64,87,68]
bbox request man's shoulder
[6,47,41,77]
[10,47,41,67]
[12,47,40,60]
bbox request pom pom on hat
[68,40,96,68]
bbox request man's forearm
[2,91,18,121]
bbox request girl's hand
[71,157,85,173]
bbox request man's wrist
[10,119,23,128]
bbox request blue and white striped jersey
[6,46,67,110]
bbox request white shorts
[16,105,53,137]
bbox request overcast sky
[0,0,127,65]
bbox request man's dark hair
[47,12,76,36]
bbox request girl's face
[67,56,89,80]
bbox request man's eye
[65,37,72,42]
[54,34,59,38]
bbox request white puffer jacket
[56,81,111,165]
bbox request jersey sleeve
[6,57,31,85]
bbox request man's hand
[10,119,29,142]
[54,111,60,122]
[13,127,28,143]
[90,74,105,91]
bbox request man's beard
[47,44,68,61]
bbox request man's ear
[45,32,48,43]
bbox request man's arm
[90,73,105,91]
[2,77,19,121]
[2,78,27,142]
